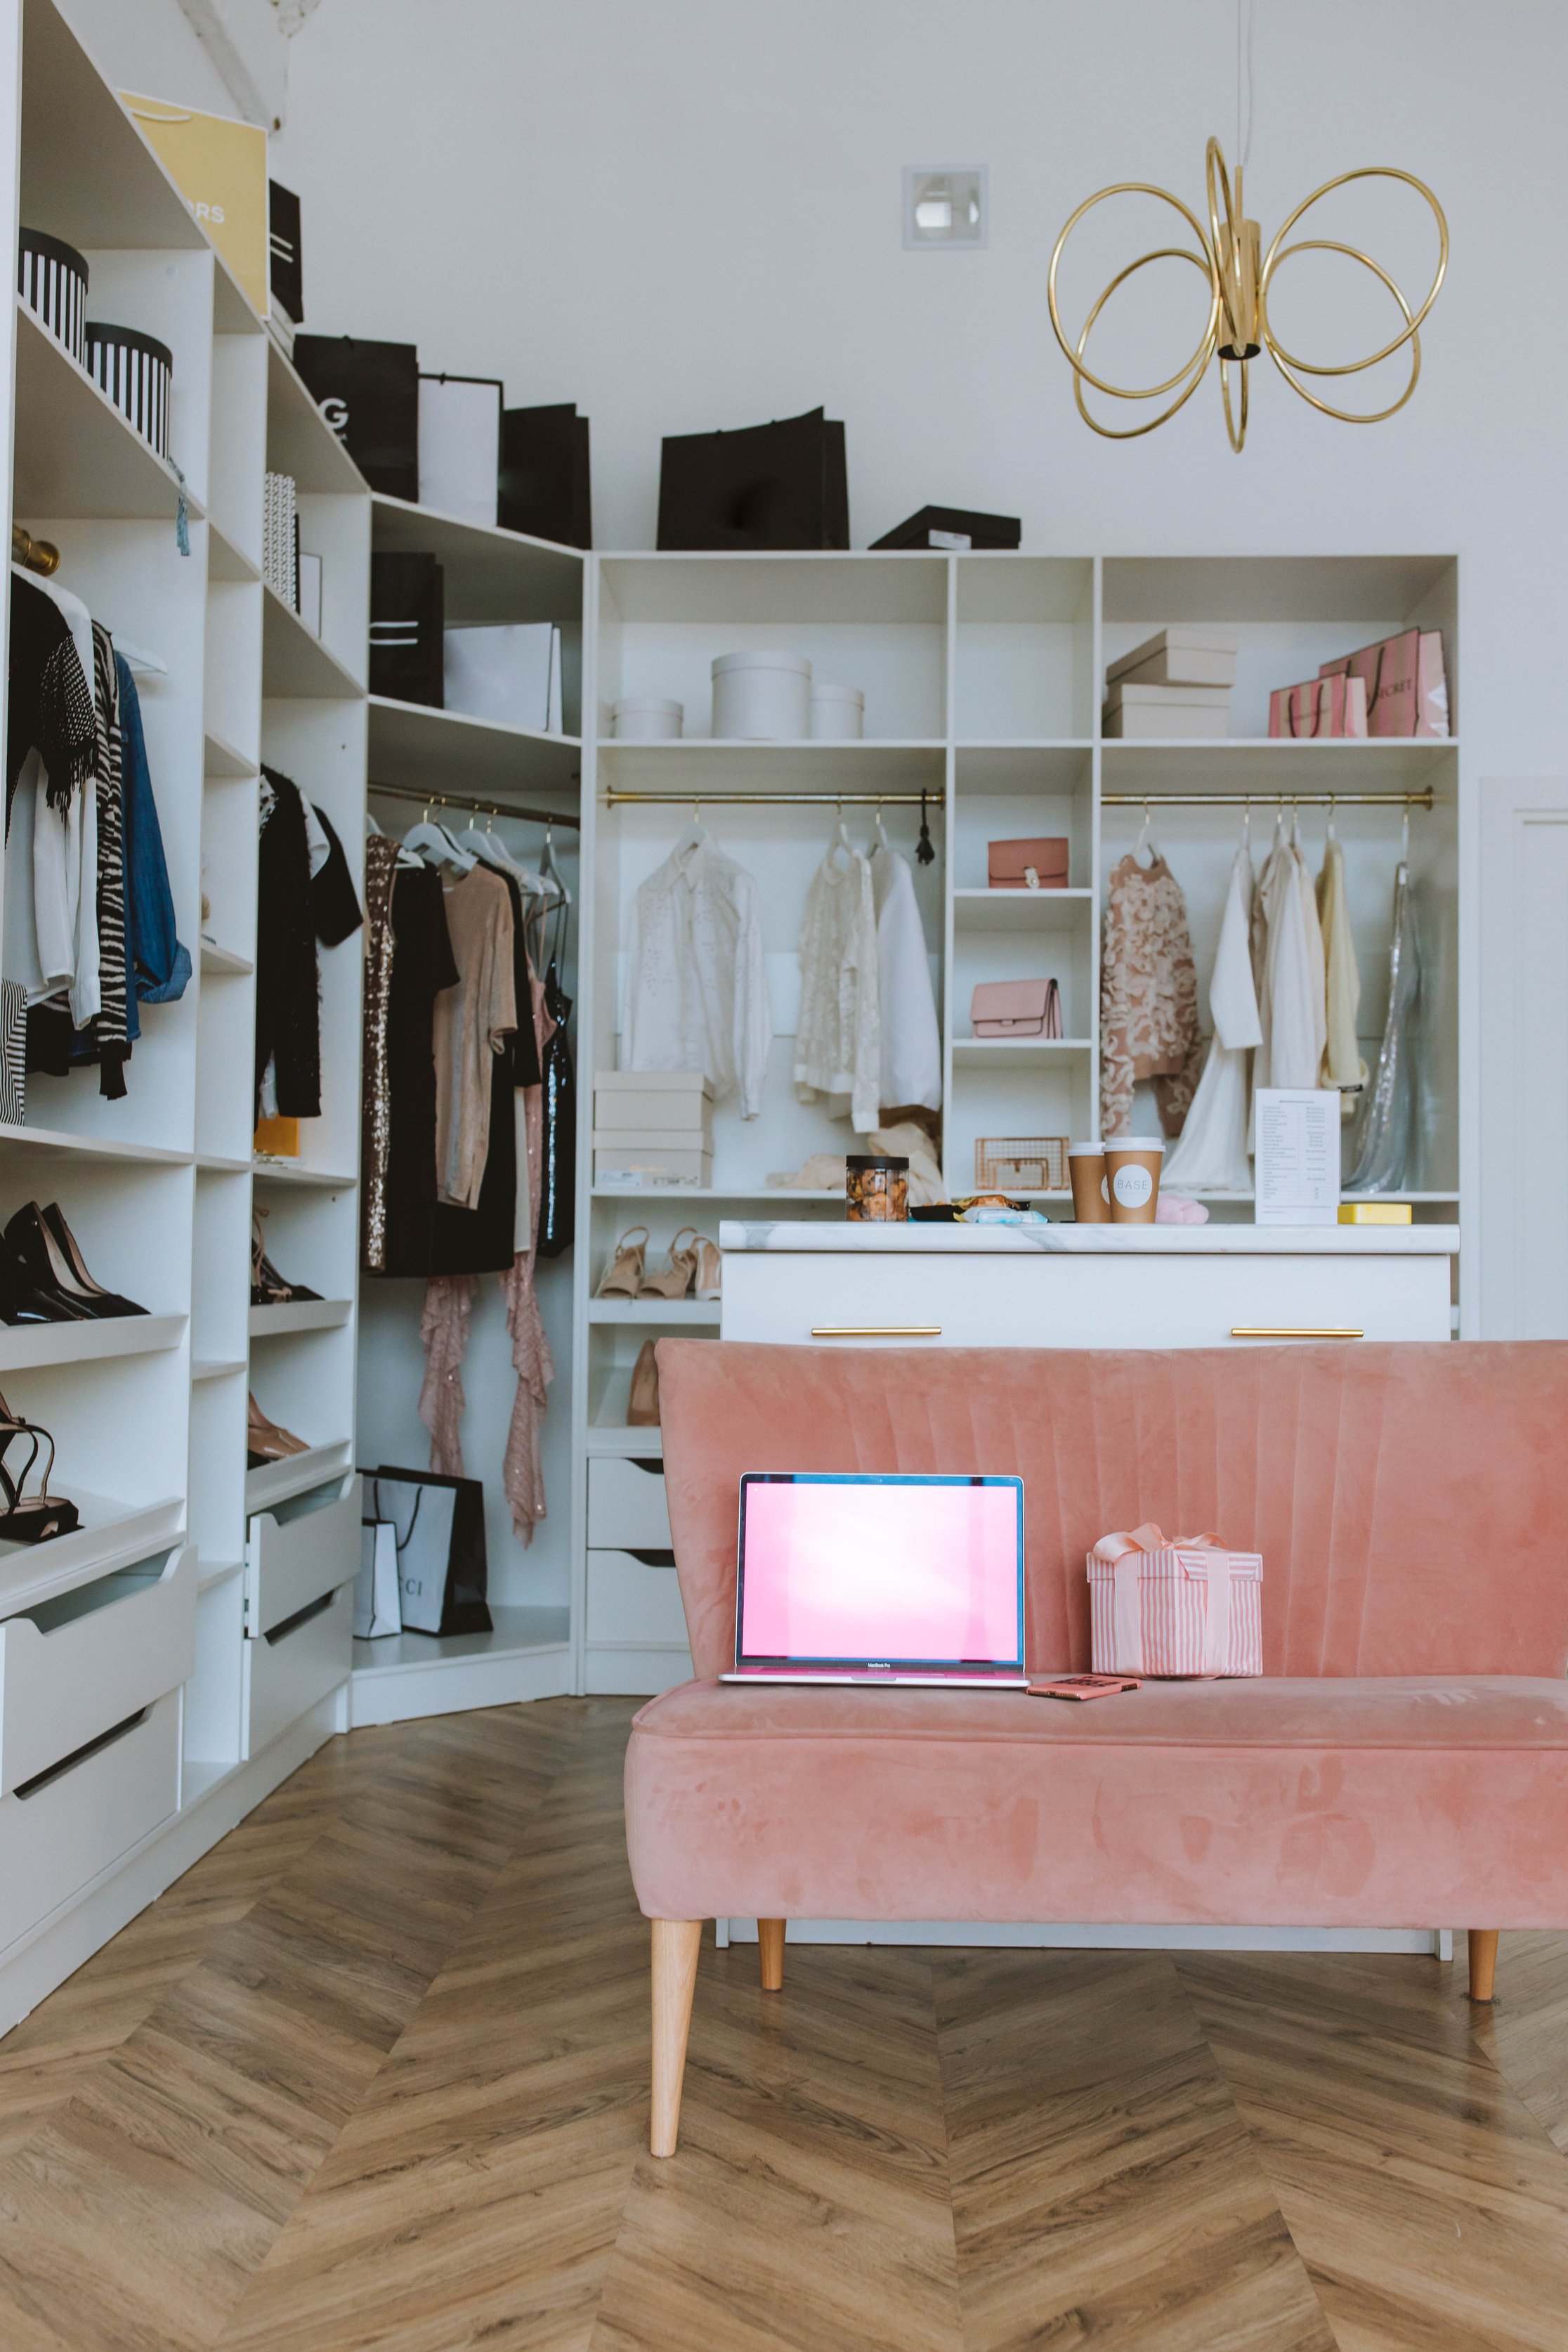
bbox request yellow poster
[120,92,270,318]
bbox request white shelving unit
[0,0,368,2034]
[572,547,1464,1695]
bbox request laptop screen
[736,1473,1024,1672]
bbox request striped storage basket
[18,227,87,361]
[84,321,172,459]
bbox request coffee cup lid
[1106,1136,1165,1155]
[1069,1141,1103,1156]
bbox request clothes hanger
[1134,798,1156,866]
[868,795,889,855]
[401,799,476,870]
[671,793,707,861]
[830,798,856,862]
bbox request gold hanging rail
[11,523,60,576]
[602,788,944,807]
[1101,789,1433,810]
[367,779,581,829]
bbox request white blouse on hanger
[795,842,881,1133]
[870,843,941,1114]
[1163,842,1261,1195]
[1253,826,1326,1103]
[620,833,771,1118]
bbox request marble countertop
[718,1219,1461,1257]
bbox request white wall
[58,0,242,116]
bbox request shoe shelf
[349,1606,572,1727]
[587,1299,721,1326]
[243,1439,355,1517]
[0,1313,186,1374]
[248,1298,353,1337]
[0,1493,187,1620]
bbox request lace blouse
[795,843,881,1135]
[620,833,771,1118]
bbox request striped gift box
[18,227,88,362]
[1087,1524,1262,1678]
[84,320,173,459]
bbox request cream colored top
[433,864,517,1211]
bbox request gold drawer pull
[810,1325,943,1339]
[1230,1325,1364,1340]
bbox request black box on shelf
[871,505,1021,550]
[657,405,849,550]
[499,402,592,547]
[293,333,418,499]
[268,180,303,325]
[370,552,444,706]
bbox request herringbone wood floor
[0,1698,1563,2350]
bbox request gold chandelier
[1047,134,1447,451]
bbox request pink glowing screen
[737,1476,1024,1665]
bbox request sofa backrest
[657,1339,1568,1682]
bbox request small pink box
[1087,1523,1263,1677]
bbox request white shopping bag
[444,622,555,731]
[369,1475,459,1635]
[355,1518,402,1639]
[418,372,501,525]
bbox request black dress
[379,864,458,1278]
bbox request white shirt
[1164,844,1260,1194]
[869,844,941,1114]
[620,833,771,1118]
[795,843,880,1134]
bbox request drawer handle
[810,1325,942,1339]
[1229,1326,1364,1340]
[627,1549,677,1568]
[14,1708,147,1800]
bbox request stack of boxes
[593,1071,714,1188]
[1102,626,1239,738]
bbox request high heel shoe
[249,1213,321,1308]
[0,1393,79,1543]
[693,1235,721,1301]
[246,1392,311,1469]
[4,1202,146,1318]
[638,1227,700,1300]
[0,1233,92,1326]
[596,1226,649,1299]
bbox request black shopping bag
[294,333,419,498]
[369,1465,492,1636]
[499,403,592,547]
[658,405,849,550]
[370,552,445,707]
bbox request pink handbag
[988,837,1070,889]
[970,977,1062,1038]
[1087,1523,1263,1677]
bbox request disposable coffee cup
[1068,1142,1110,1223]
[1104,1138,1164,1224]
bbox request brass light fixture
[1047,6,1447,450]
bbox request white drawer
[721,1249,1450,1348]
[0,1545,196,1798]
[587,1455,671,1549]
[587,1547,690,1647]
[242,1580,352,1758]
[246,1474,362,1639]
[0,1691,179,1956]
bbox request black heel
[5,1202,145,1319]
[0,1395,79,1545]
[0,1233,92,1325]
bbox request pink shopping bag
[1087,1522,1262,1677]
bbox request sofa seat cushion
[624,1677,1568,1930]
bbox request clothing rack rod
[602,790,945,807]
[1100,790,1434,810]
[367,779,581,828]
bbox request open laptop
[721,1471,1027,1687]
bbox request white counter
[719,1219,1460,1259]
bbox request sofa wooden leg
[758,1917,785,1992]
[651,1919,702,2157]
[1468,1929,1499,2003]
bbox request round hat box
[712,649,811,739]
[810,682,865,741]
[612,696,684,741]
[18,227,88,363]
[85,320,173,460]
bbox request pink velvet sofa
[625,1339,1568,2154]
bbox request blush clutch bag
[970,978,1062,1038]
[988,836,1069,889]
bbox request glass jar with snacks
[846,1155,909,1221]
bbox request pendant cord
[1237,0,1255,170]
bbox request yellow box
[121,92,269,318]
[253,1115,300,1159]
[1337,1201,1412,1226]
